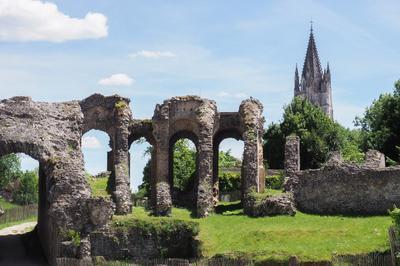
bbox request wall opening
[169,133,198,210]
[82,129,112,198]
[129,137,153,208]
[0,153,46,264]
[215,138,244,204]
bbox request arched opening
[213,130,244,212]
[169,131,199,210]
[0,153,46,264]
[81,129,112,198]
[129,137,153,208]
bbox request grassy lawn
[88,177,111,198]
[0,198,20,210]
[114,205,391,262]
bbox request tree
[264,97,352,169]
[172,139,197,192]
[356,80,400,163]
[0,154,21,188]
[218,149,241,168]
[12,170,39,205]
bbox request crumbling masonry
[0,94,265,262]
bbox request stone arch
[151,96,218,217]
[0,141,52,260]
[80,94,132,214]
[0,96,114,263]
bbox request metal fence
[0,204,37,224]
[56,258,253,266]
[56,254,396,266]
[331,253,392,266]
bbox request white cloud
[218,91,248,99]
[129,50,176,59]
[82,136,102,149]
[0,0,108,42]
[98,73,134,86]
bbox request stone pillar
[196,136,214,217]
[212,142,220,206]
[112,102,132,215]
[153,142,172,215]
[239,98,265,197]
[284,135,300,174]
[106,151,115,193]
[151,111,172,215]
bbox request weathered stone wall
[0,96,114,262]
[290,163,400,215]
[90,219,200,260]
[364,149,385,168]
[245,192,296,217]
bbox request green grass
[88,177,111,198]
[0,198,19,210]
[114,205,391,262]
[0,216,37,230]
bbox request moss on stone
[115,101,128,110]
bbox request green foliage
[172,139,196,192]
[263,97,360,169]
[0,154,21,188]
[265,172,284,190]
[12,170,39,205]
[64,229,81,247]
[356,79,400,164]
[219,172,241,192]
[389,208,400,230]
[218,149,241,168]
[339,128,365,163]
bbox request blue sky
[2,0,399,190]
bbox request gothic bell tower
[294,24,333,119]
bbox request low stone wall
[90,219,200,260]
[289,164,400,215]
[244,192,296,217]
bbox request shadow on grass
[215,201,243,215]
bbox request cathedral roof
[302,27,322,79]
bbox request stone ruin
[284,135,400,215]
[0,94,265,262]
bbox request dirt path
[0,221,37,236]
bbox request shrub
[389,208,400,229]
[265,172,284,190]
[65,229,81,247]
[219,172,241,192]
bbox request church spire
[294,64,300,92]
[302,24,322,79]
[294,23,333,119]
